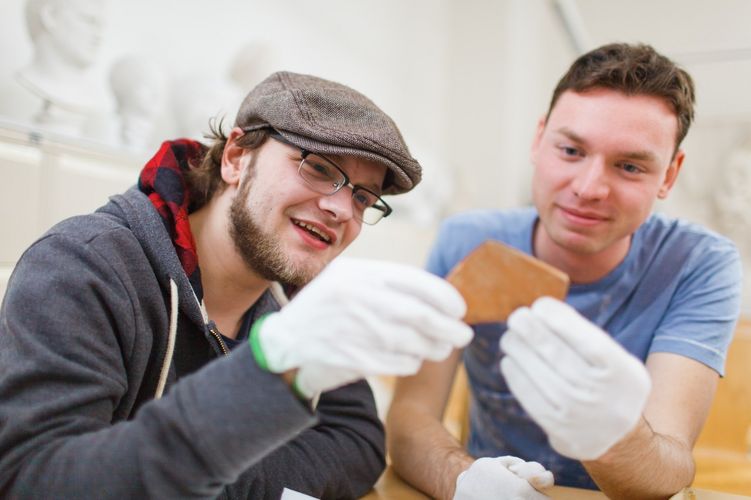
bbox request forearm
[387,406,473,500]
[583,416,694,499]
[1,347,316,499]
[229,380,385,499]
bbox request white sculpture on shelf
[715,138,751,254]
[387,143,455,227]
[5,0,111,138]
[109,54,165,152]
[714,137,751,315]
[170,74,241,140]
[171,41,276,140]
[227,41,275,92]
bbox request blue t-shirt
[427,207,742,489]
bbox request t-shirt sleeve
[649,238,743,375]
[426,219,458,278]
[426,211,510,278]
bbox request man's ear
[221,127,250,186]
[658,149,685,199]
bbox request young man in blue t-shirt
[387,43,742,499]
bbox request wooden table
[361,466,751,499]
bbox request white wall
[1,0,750,313]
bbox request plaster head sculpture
[172,41,275,140]
[109,54,165,151]
[15,0,110,133]
[386,143,455,227]
[228,41,276,91]
[171,75,241,140]
[25,0,106,71]
[714,137,751,316]
[715,138,751,254]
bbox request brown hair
[547,43,695,151]
[185,118,270,210]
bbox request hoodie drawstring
[153,281,285,399]
[155,278,179,398]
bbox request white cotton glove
[499,297,651,461]
[453,456,554,500]
[250,257,473,398]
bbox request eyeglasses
[266,131,392,225]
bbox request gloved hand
[453,456,554,500]
[499,297,651,460]
[250,257,473,398]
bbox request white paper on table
[280,487,319,500]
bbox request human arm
[226,380,385,499]
[582,352,717,499]
[387,349,475,499]
[387,350,555,500]
[251,257,474,398]
[500,298,720,499]
[0,230,317,499]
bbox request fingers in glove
[350,323,454,362]
[337,257,469,319]
[508,461,555,490]
[500,326,584,410]
[505,307,590,386]
[530,297,619,367]
[500,355,564,432]
[380,265,469,319]
[454,457,552,500]
[495,455,526,468]
[337,346,424,376]
[356,289,473,349]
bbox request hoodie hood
[96,139,210,331]
[137,139,207,302]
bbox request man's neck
[189,195,269,339]
[533,223,631,285]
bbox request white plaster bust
[11,0,110,135]
[386,144,455,227]
[109,54,165,152]
[715,139,751,254]
[172,41,276,140]
[714,138,751,316]
[228,41,275,91]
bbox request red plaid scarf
[138,139,207,301]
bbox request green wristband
[248,313,273,371]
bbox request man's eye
[353,192,371,207]
[304,160,333,180]
[312,163,330,175]
[620,162,642,174]
[558,145,582,157]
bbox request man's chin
[285,261,328,288]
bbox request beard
[228,170,318,288]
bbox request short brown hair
[547,43,695,151]
[184,118,270,211]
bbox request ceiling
[552,0,751,120]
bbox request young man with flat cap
[0,71,473,499]
[388,43,742,499]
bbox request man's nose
[318,188,355,221]
[571,158,610,200]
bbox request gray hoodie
[0,187,385,499]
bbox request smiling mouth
[560,205,609,221]
[293,220,332,243]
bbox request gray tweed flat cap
[235,71,421,195]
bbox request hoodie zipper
[209,326,229,356]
